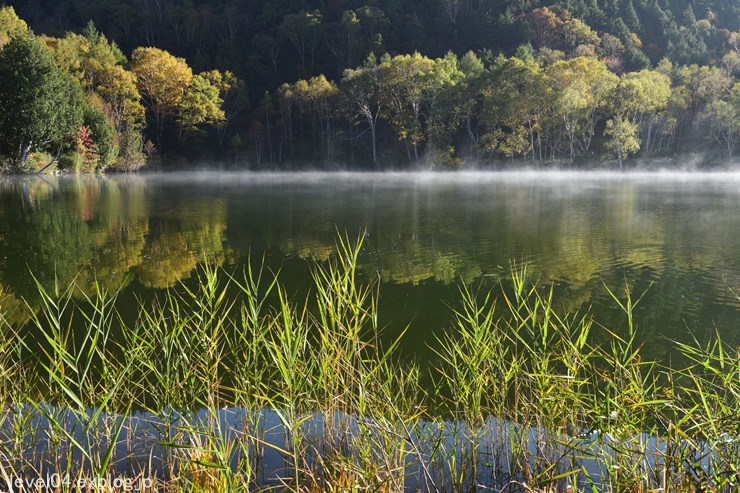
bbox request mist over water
[1,170,739,360]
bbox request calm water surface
[1,171,739,361]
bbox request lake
[1,171,739,362]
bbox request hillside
[1,0,739,168]
[9,1,740,90]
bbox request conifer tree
[0,35,82,168]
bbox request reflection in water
[0,172,739,357]
[0,176,228,324]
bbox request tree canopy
[2,1,740,169]
[0,34,82,168]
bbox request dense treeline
[1,1,740,170]
[0,6,245,171]
[9,0,740,84]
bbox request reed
[0,234,736,493]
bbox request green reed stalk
[22,274,135,486]
[264,282,314,492]
[0,233,737,493]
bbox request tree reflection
[0,176,228,320]
[1,174,739,355]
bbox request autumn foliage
[1,1,740,169]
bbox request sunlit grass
[0,234,737,492]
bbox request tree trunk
[466,114,475,159]
[370,122,377,164]
[645,118,654,156]
[325,120,333,159]
[569,134,575,162]
[37,145,63,174]
[18,141,32,168]
[528,120,535,161]
[537,132,543,162]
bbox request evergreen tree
[516,42,537,63]
[683,4,697,27]
[613,19,650,70]
[622,0,642,33]
[0,35,82,168]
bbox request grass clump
[0,234,736,493]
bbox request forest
[1,0,740,171]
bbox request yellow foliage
[97,65,145,128]
[0,6,28,45]
[130,47,193,119]
[613,69,671,118]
